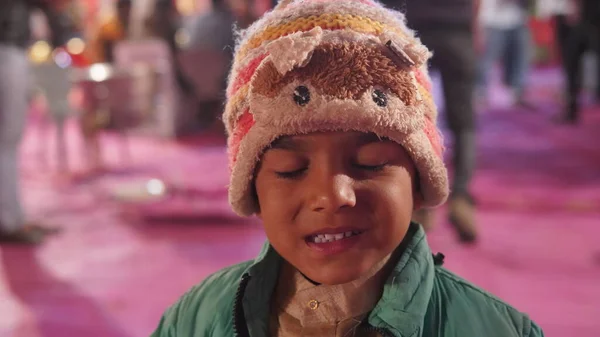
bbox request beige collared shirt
[270,256,392,337]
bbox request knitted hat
[224,0,449,216]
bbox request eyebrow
[269,136,306,151]
[356,133,387,146]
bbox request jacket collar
[367,223,435,337]
[240,222,435,337]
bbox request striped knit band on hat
[224,0,449,216]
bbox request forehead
[269,131,385,151]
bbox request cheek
[256,181,298,249]
[364,175,415,227]
[366,187,413,250]
[255,173,299,223]
[259,198,305,258]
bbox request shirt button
[308,299,319,310]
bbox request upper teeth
[312,231,359,243]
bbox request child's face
[255,131,421,285]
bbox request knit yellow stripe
[226,84,250,121]
[236,13,408,63]
[417,83,436,115]
[418,84,433,102]
[232,84,249,109]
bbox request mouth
[305,229,365,244]
[304,227,366,255]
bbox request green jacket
[151,224,544,337]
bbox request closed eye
[353,163,388,172]
[275,167,307,179]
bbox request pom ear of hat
[264,27,324,75]
[378,32,431,69]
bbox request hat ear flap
[249,27,323,98]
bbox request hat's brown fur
[252,42,418,106]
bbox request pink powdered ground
[0,68,598,337]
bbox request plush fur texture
[255,43,419,104]
[223,28,434,135]
[236,0,412,57]
[227,1,420,92]
[224,0,449,216]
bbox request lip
[304,230,366,256]
[304,226,365,239]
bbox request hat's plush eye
[293,86,311,106]
[372,89,388,107]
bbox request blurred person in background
[186,0,235,61]
[185,0,255,129]
[228,0,257,29]
[381,0,480,242]
[0,0,74,244]
[187,0,255,52]
[536,0,575,75]
[477,0,533,109]
[79,0,132,173]
[536,0,576,115]
[555,0,600,123]
[147,0,197,101]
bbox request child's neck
[299,272,320,285]
[270,254,396,335]
[300,253,394,287]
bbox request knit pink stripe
[228,53,269,98]
[415,69,432,91]
[423,117,443,159]
[228,109,255,170]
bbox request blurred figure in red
[85,0,131,64]
[78,0,132,173]
[0,0,75,244]
[537,0,574,73]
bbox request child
[151,1,544,336]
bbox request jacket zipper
[364,325,393,337]
[232,273,251,337]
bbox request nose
[307,172,357,213]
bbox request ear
[264,26,324,75]
[412,191,424,211]
[251,171,262,218]
[412,172,424,210]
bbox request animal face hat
[224,0,449,216]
